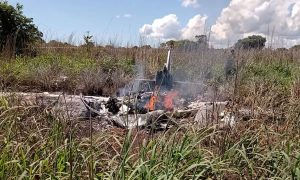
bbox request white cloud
[123,14,132,18]
[116,13,132,19]
[139,14,181,40]
[139,14,207,41]
[211,0,300,47]
[181,15,207,40]
[181,0,199,8]
[140,0,300,48]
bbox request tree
[160,40,197,50]
[140,45,151,49]
[83,31,94,46]
[46,40,73,47]
[0,1,43,57]
[291,45,300,50]
[166,40,175,48]
[160,35,209,50]
[235,35,266,50]
[82,31,94,52]
[195,35,208,48]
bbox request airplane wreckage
[79,49,236,130]
[0,49,239,131]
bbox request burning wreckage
[81,49,236,130]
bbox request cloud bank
[211,0,300,47]
[181,0,199,8]
[139,14,207,41]
[140,0,300,47]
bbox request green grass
[0,53,135,94]
[242,61,300,89]
[1,48,300,179]
[237,58,300,113]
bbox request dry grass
[0,46,300,179]
[0,95,299,179]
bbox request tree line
[1,1,300,58]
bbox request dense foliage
[235,35,266,50]
[160,35,209,50]
[0,1,43,56]
[292,44,300,50]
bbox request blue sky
[5,0,300,47]
[7,0,230,45]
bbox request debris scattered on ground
[0,92,238,131]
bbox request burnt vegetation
[0,2,300,179]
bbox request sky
[6,0,300,48]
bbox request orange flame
[164,91,178,111]
[145,95,157,111]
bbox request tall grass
[0,93,299,179]
[0,52,135,95]
[0,46,300,179]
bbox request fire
[145,95,157,111]
[144,87,178,111]
[163,91,178,111]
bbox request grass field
[0,46,300,179]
